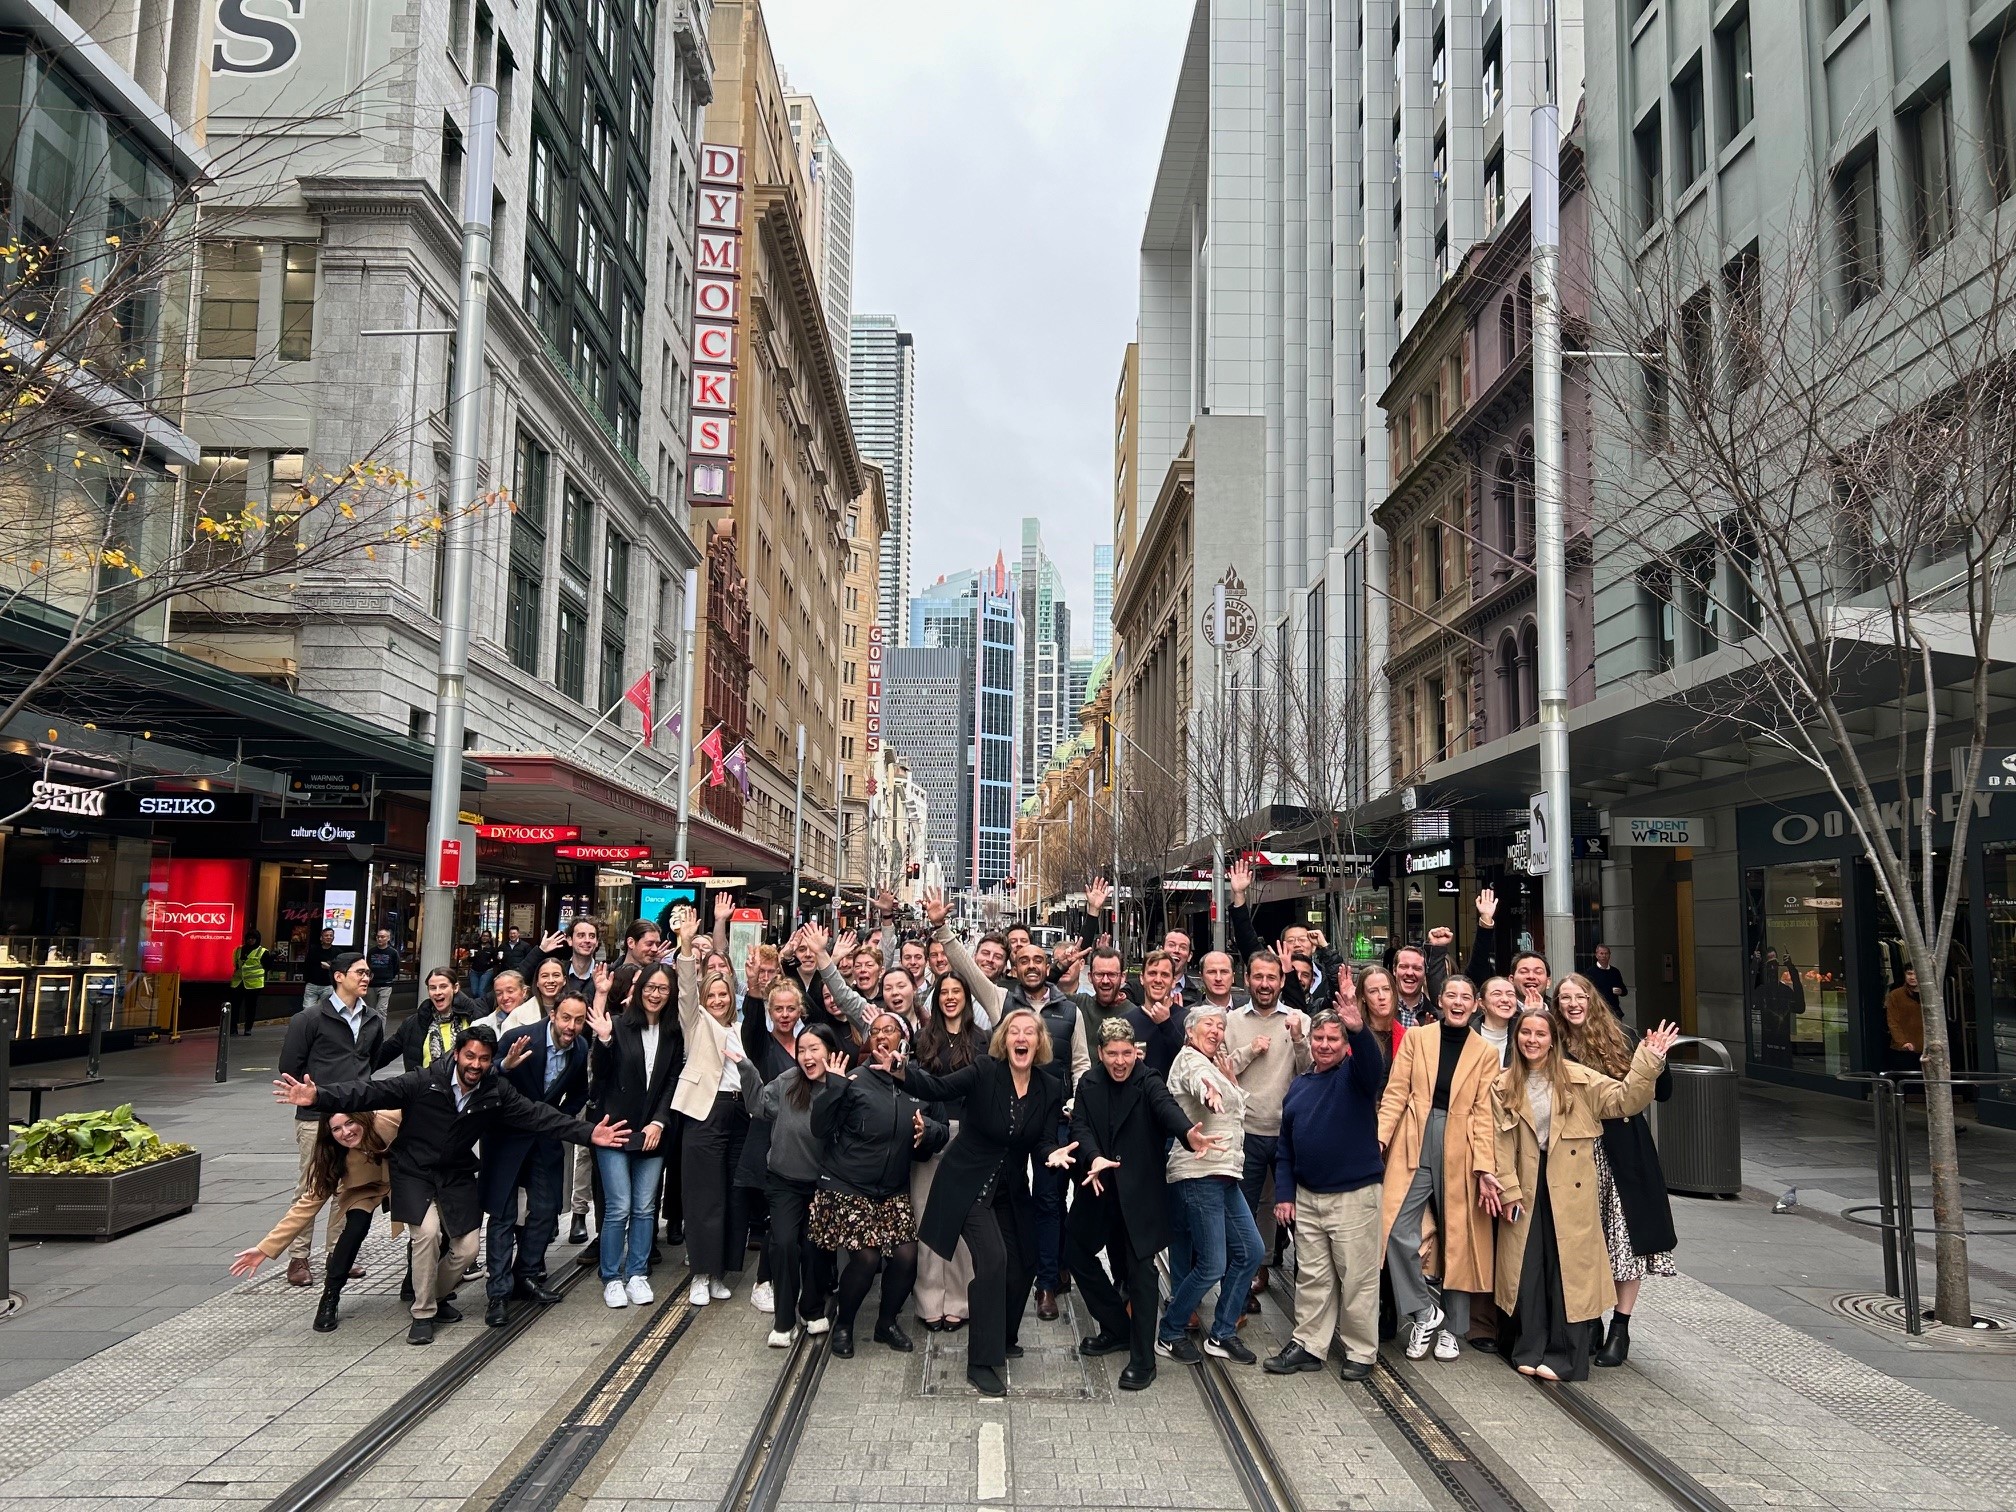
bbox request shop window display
[1744,862,1849,1075]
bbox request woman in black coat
[1554,975,1676,1367]
[1066,1017,1212,1390]
[585,963,682,1306]
[881,1005,1076,1398]
[808,1012,948,1359]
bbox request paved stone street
[6,1037,2016,1511]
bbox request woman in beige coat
[672,905,756,1308]
[1376,976,1501,1362]
[1485,1008,1678,1380]
[231,1109,402,1333]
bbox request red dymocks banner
[141,857,250,981]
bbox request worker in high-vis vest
[229,931,268,1037]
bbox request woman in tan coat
[1485,1008,1678,1380]
[1377,975,1501,1362]
[230,1109,402,1333]
[673,904,756,1308]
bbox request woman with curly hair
[1552,972,1676,1367]
[230,1110,403,1332]
[908,971,987,1331]
[808,1011,947,1359]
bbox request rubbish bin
[1656,1036,1742,1197]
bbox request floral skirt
[808,1189,915,1252]
[1594,1141,1675,1283]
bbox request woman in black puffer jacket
[808,1011,947,1360]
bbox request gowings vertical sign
[866,623,884,754]
[690,144,743,507]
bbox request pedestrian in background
[365,927,402,1014]
[1588,944,1629,1018]
[1486,1009,1677,1381]
[228,930,265,1037]
[1555,974,1676,1367]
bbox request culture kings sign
[689,143,743,508]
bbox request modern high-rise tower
[848,314,917,642]
[1091,544,1114,660]
[1016,520,1072,790]
[784,91,855,387]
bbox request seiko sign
[31,780,105,817]
[139,796,222,816]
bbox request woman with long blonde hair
[1485,1006,1677,1380]
[673,901,760,1309]
[1553,973,1676,1367]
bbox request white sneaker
[626,1275,654,1306]
[709,1278,733,1300]
[1433,1329,1460,1361]
[751,1281,775,1312]
[689,1275,712,1307]
[803,1315,830,1335]
[602,1280,629,1310]
[767,1326,794,1347]
[1404,1305,1445,1360]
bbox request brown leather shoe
[286,1258,311,1286]
[348,1266,366,1279]
[1036,1289,1059,1321]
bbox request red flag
[698,724,726,785]
[624,673,654,745]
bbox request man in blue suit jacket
[483,994,592,1324]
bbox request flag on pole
[699,723,727,785]
[723,742,750,797]
[624,673,654,746]
[662,709,682,743]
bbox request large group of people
[244,874,1682,1393]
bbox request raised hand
[273,1073,317,1107]
[1336,969,1364,1032]
[714,889,734,924]
[1475,886,1498,930]
[800,920,832,965]
[875,886,899,918]
[502,1035,535,1071]
[540,929,567,954]
[1144,996,1170,1025]
[1251,1033,1271,1057]
[1083,1155,1120,1194]
[591,962,611,1003]
[870,1043,904,1075]
[1085,877,1111,914]
[1285,1011,1307,1043]
[923,886,949,927]
[1427,925,1453,948]
[674,906,701,952]
[912,1108,927,1148]
[228,1247,267,1278]
[586,998,614,1044]
[826,1051,851,1079]
[833,930,858,962]
[1643,1021,1682,1058]
[1228,857,1254,905]
[1044,1140,1080,1170]
[590,1116,632,1148]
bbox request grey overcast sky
[761,0,1190,641]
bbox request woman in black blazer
[586,962,681,1309]
[882,1005,1076,1398]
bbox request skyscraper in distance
[784,91,854,387]
[1016,519,1071,790]
[1091,544,1114,660]
[849,314,916,642]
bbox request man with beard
[483,993,594,1324]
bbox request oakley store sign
[1738,781,2010,859]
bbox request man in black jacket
[277,951,384,1285]
[273,1024,629,1344]
[499,925,541,978]
[1002,943,1092,1321]
[1068,1019,1214,1390]
[483,998,593,1324]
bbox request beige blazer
[671,955,740,1121]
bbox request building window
[1642,567,1675,671]
[556,596,589,700]
[1904,89,1954,258]
[1482,30,1501,116]
[440,113,464,210]
[531,133,558,228]
[197,242,261,359]
[1673,63,1707,191]
[1988,38,2016,201]
[1717,7,1753,142]
[1679,286,1713,403]
[1723,243,1762,391]
[537,2,567,96]
[506,567,541,672]
[1483,152,1504,235]
[1640,343,1669,452]
[1424,521,1445,601]
[278,246,315,361]
[1497,633,1521,732]
[599,630,627,711]
[560,479,593,577]
[1634,108,1663,233]
[1681,547,1719,656]
[1835,146,1882,311]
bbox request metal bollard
[214,1001,230,1084]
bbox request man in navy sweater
[1263,970,1387,1382]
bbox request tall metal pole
[673,566,699,864]
[1211,581,1227,953]
[420,83,498,975]
[1531,102,1575,974]
[832,713,845,925]
[788,723,806,927]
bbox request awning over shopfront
[469,752,791,878]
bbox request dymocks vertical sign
[690,144,744,507]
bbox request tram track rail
[713,1325,832,1512]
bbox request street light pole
[673,565,698,865]
[1211,581,1227,953]
[1531,101,1575,973]
[419,83,498,975]
[788,723,806,928]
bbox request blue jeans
[1161,1176,1262,1344]
[596,1149,663,1282]
[1030,1117,1071,1292]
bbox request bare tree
[1577,169,2016,1324]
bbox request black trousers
[958,1194,1036,1372]
[230,988,260,1035]
[1508,1151,1594,1381]
[681,1093,751,1276]
[485,1143,564,1301]
[764,1175,832,1324]
[658,1117,685,1232]
[323,1207,373,1296]
[1064,1190,1159,1372]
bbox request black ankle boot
[1594,1311,1631,1367]
[313,1292,341,1332]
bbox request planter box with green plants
[10,1105,201,1239]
